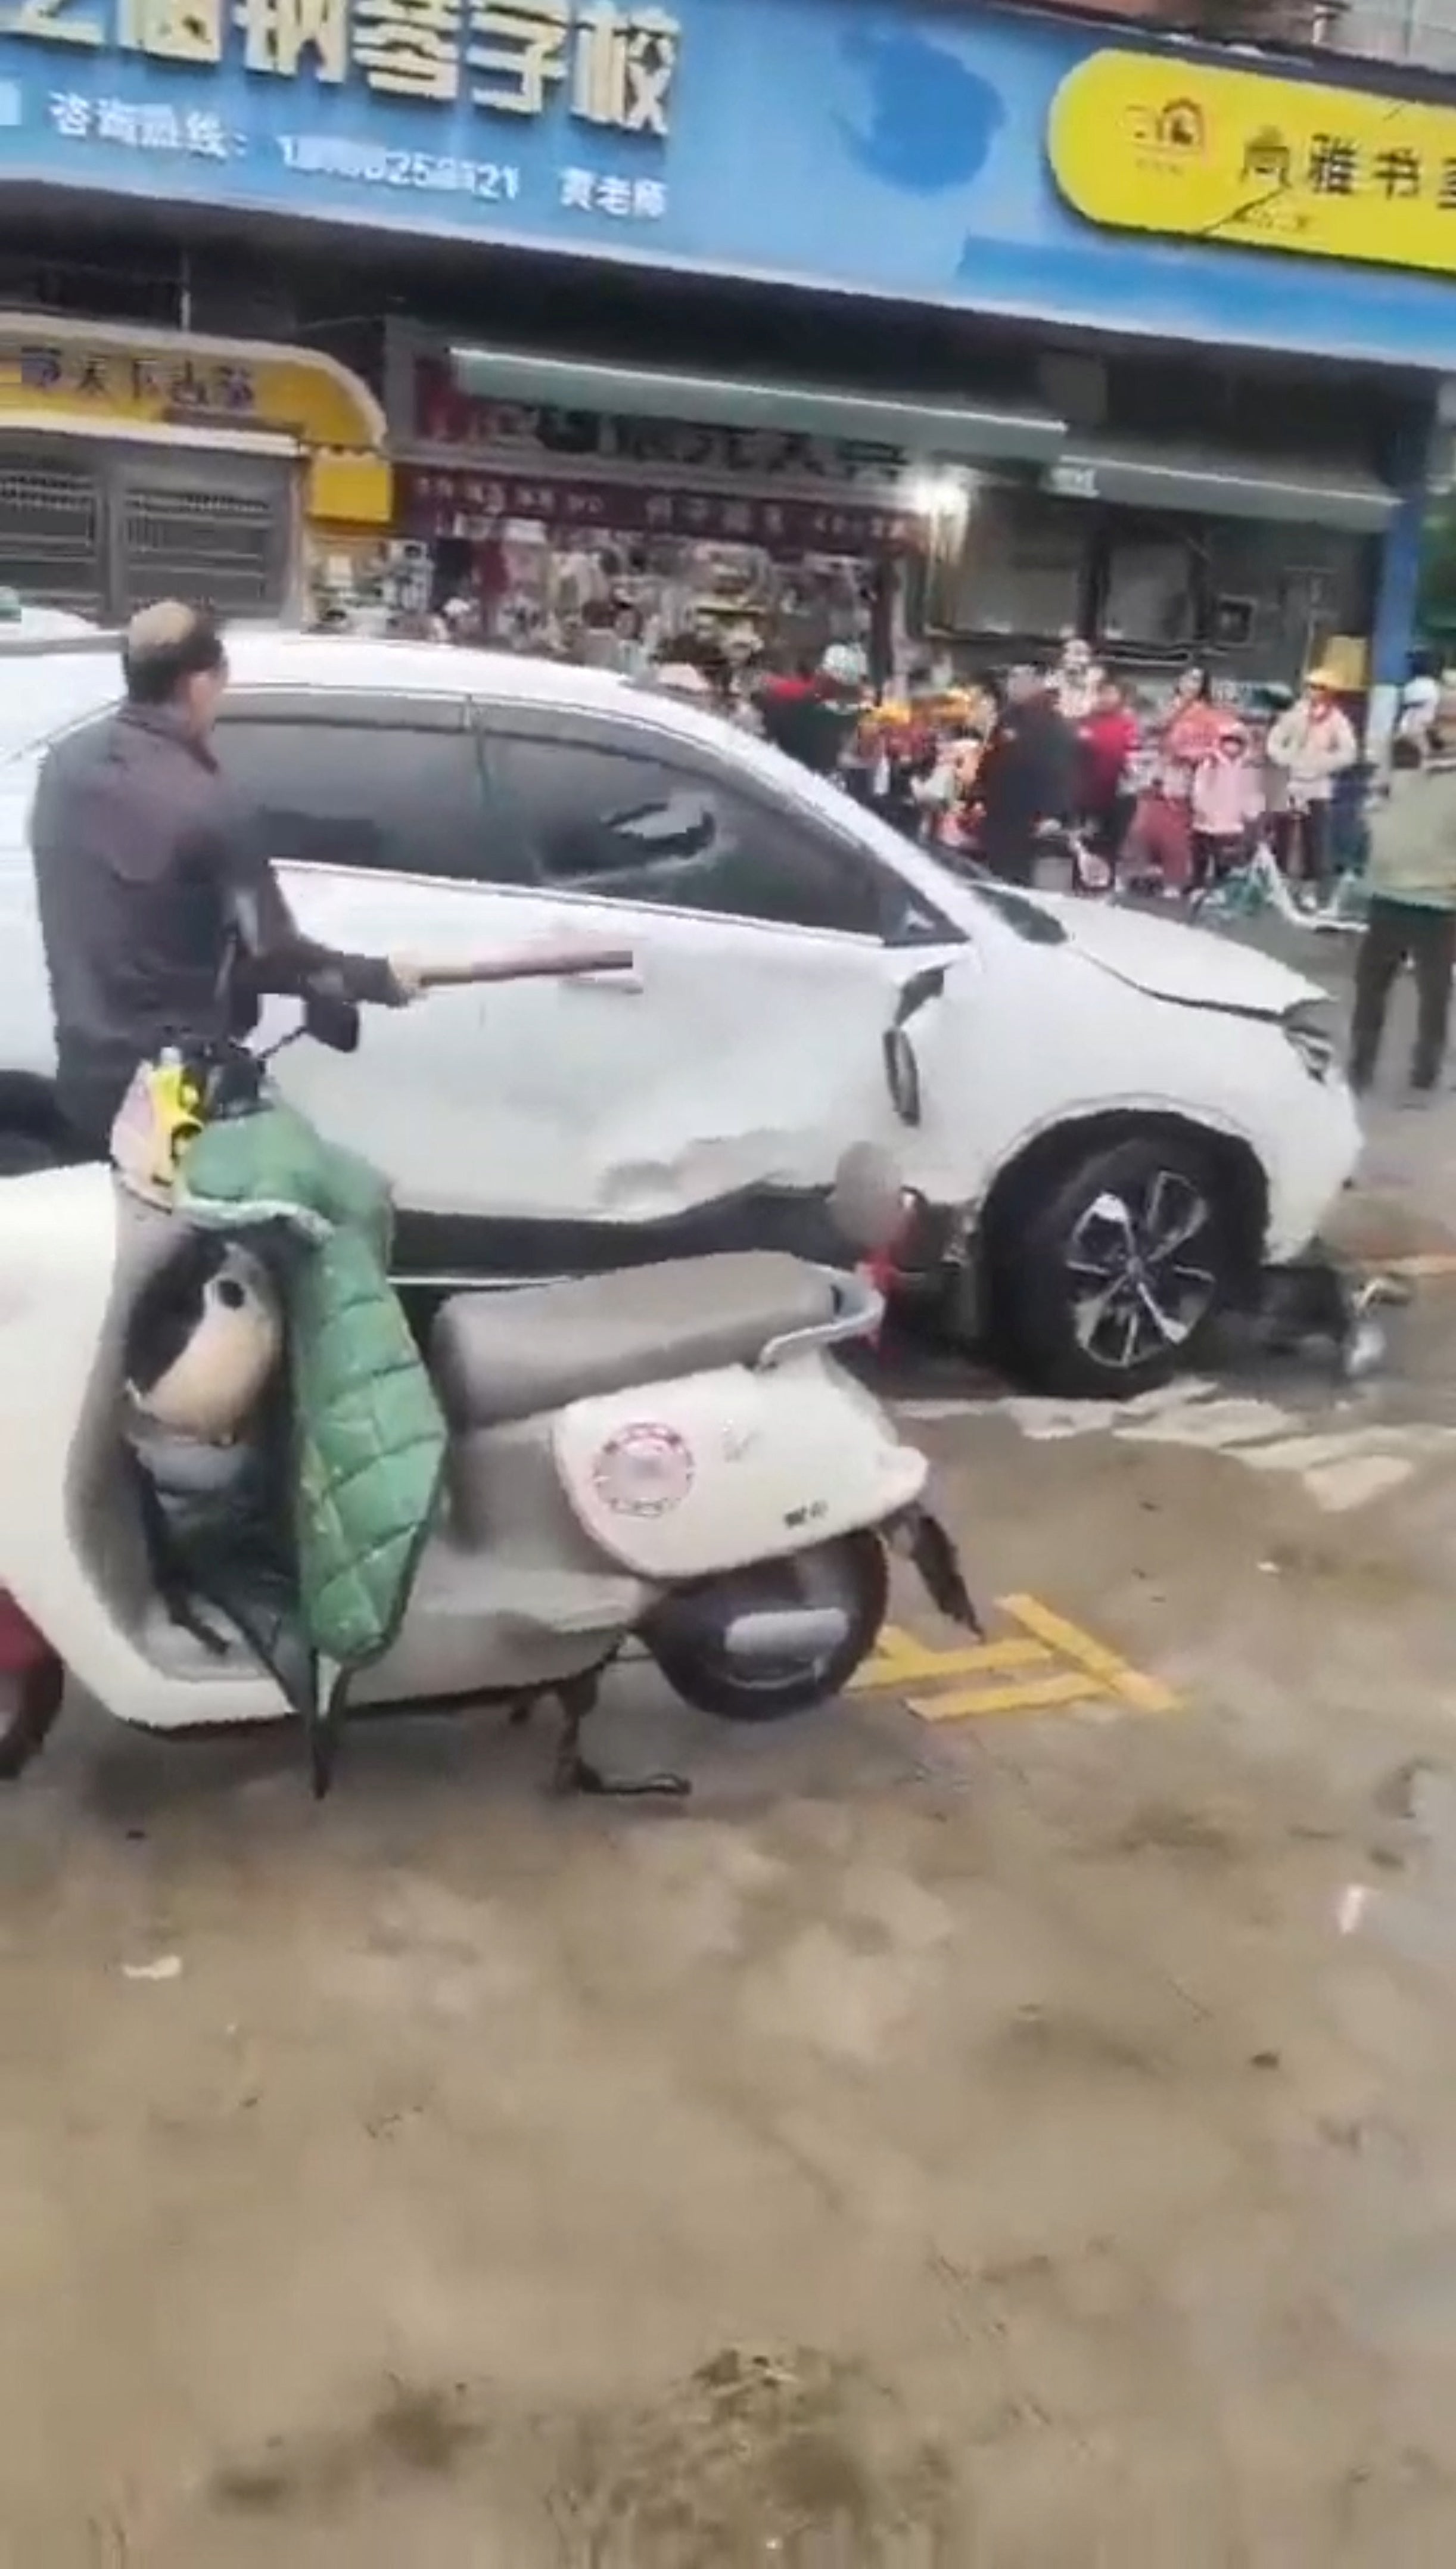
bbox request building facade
[2,0,1455,719]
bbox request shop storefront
[2,0,1455,714]
[375,324,923,668]
[0,315,390,620]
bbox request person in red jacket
[1076,676,1140,868]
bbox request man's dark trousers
[1350,897,1456,1092]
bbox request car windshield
[0,643,122,762]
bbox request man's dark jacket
[974,693,1077,882]
[31,703,396,1148]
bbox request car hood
[1031,891,1323,1017]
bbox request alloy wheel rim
[1064,1170,1218,1373]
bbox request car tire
[1000,1134,1236,1400]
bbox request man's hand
[387,958,428,1003]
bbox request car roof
[229,629,642,713]
[0,623,680,736]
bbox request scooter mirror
[303,991,361,1053]
[829,1140,907,1253]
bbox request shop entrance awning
[447,344,1066,467]
[1046,441,1399,535]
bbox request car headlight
[1283,1003,1338,1083]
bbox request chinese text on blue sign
[2,0,676,222]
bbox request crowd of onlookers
[616,622,1374,900]
[832,639,1368,898]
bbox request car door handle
[561,968,645,993]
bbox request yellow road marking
[910,1669,1102,1723]
[1000,1593,1180,1716]
[854,1598,1179,1724]
[848,1630,1051,1688]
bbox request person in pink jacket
[1190,721,1265,887]
[1135,663,1223,892]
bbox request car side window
[492,732,883,936]
[211,712,504,883]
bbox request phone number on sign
[278,135,520,198]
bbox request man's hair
[122,601,225,706]
[1392,731,1425,772]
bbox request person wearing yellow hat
[1266,667,1358,887]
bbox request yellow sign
[0,313,384,452]
[1049,50,1456,281]
[4,0,680,132]
[307,450,393,524]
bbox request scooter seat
[430,1252,840,1431]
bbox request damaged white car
[0,630,1359,1398]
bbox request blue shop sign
[2,0,1455,371]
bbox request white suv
[0,629,1358,1398]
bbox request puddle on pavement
[553,2347,965,2566]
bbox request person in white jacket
[1266,668,1358,885]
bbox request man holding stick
[31,603,621,1157]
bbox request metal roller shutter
[117,455,295,618]
[0,452,104,617]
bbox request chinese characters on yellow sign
[1049,51,1456,281]
[3,335,257,412]
[4,0,679,129]
[0,319,386,441]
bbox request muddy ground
[9,982,1456,2564]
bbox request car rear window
[0,646,122,761]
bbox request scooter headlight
[1283,1003,1337,1084]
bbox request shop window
[1202,520,1372,685]
[493,733,883,938]
[948,489,1087,640]
[1101,533,1199,651]
[211,714,494,882]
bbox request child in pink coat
[1190,722,1264,888]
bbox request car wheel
[1004,1135,1234,1399]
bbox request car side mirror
[303,991,360,1053]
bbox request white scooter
[0,963,974,1799]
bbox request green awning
[1044,441,1398,534]
[448,344,1066,466]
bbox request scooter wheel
[648,1532,888,1722]
[0,1658,64,1781]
